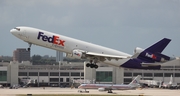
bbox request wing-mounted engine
[66,49,86,59]
[98,87,107,91]
[98,87,113,93]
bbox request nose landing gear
[27,43,32,51]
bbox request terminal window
[29,72,38,76]
[18,72,27,76]
[124,78,132,84]
[60,72,69,76]
[60,78,63,82]
[50,78,59,82]
[133,73,142,76]
[164,73,173,77]
[144,73,152,77]
[66,78,70,82]
[81,72,84,76]
[39,72,48,76]
[0,71,7,81]
[175,73,180,77]
[124,72,132,76]
[71,72,80,76]
[154,73,163,77]
[50,72,59,76]
[96,71,112,82]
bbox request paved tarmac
[0,87,179,96]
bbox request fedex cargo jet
[10,26,174,69]
[78,75,141,93]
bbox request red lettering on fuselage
[59,40,65,46]
[53,36,59,44]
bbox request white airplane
[0,84,3,88]
[10,26,174,69]
[160,75,173,89]
[78,75,141,93]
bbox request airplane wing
[85,52,129,61]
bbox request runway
[0,87,179,96]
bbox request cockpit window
[14,27,20,31]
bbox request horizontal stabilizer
[141,63,162,66]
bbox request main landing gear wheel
[27,48,31,51]
[86,63,98,69]
[86,63,90,67]
[107,90,113,93]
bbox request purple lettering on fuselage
[37,32,65,46]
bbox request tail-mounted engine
[134,47,144,54]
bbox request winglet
[145,38,171,53]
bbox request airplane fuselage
[11,26,172,69]
[78,84,133,90]
[11,27,131,67]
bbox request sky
[0,0,180,57]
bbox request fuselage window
[14,27,20,31]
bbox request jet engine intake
[134,47,144,54]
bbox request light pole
[59,61,61,87]
[173,55,175,83]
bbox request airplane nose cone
[10,29,15,34]
[10,29,19,37]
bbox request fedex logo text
[145,53,156,59]
[37,32,65,46]
[74,52,80,56]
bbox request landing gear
[107,89,113,93]
[27,48,31,51]
[86,59,99,69]
[78,89,89,93]
[27,43,32,51]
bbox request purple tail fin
[121,38,171,70]
[137,38,171,63]
[144,38,171,53]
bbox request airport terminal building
[0,59,180,87]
